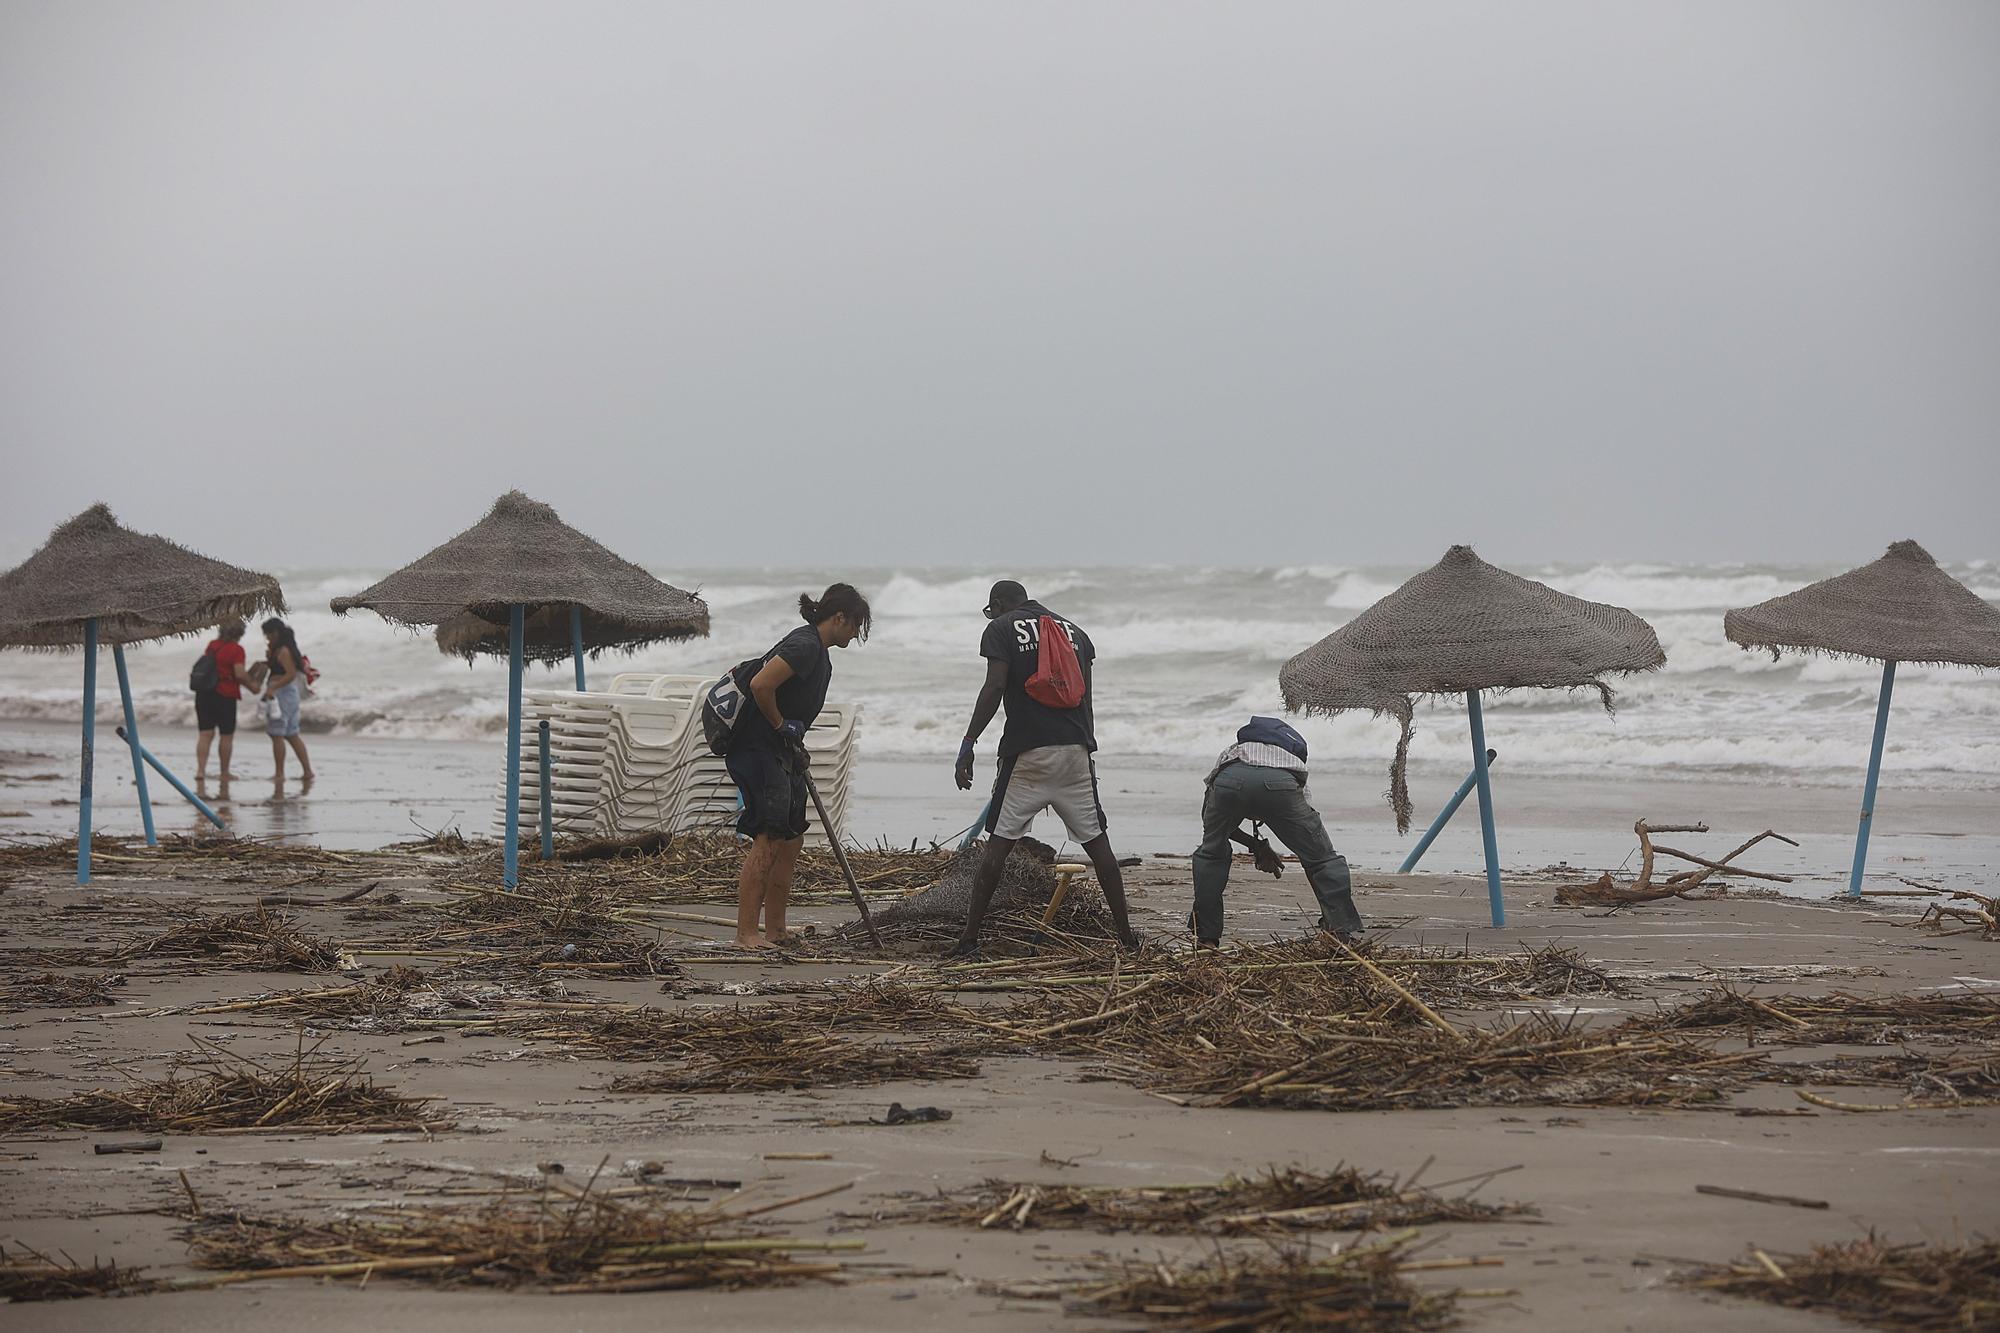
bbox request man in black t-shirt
[949,579,1139,957]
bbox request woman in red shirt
[194,620,257,781]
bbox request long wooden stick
[803,771,881,949]
[1329,935,1464,1043]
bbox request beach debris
[801,838,1153,958]
[1677,1235,2000,1330]
[881,1103,951,1125]
[0,1038,451,1136]
[1693,1184,1829,1210]
[0,1246,161,1302]
[92,1139,163,1155]
[898,1163,1530,1235]
[999,1233,1463,1329]
[605,1034,981,1095]
[1765,1051,1999,1110]
[0,970,127,1009]
[114,908,351,973]
[1555,821,1797,907]
[0,832,364,873]
[182,1165,858,1294]
[1629,988,2000,1046]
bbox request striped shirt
[1207,741,1308,782]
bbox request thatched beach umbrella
[1280,545,1665,925]
[1725,540,2000,896]
[331,491,709,886]
[0,504,284,882]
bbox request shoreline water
[5,718,1993,899]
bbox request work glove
[954,737,975,791]
[779,719,807,743]
[1250,835,1285,879]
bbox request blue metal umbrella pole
[1465,690,1504,927]
[78,619,98,885]
[111,644,157,847]
[1848,660,1897,897]
[115,726,225,829]
[505,604,525,889]
[539,719,554,859]
[570,605,586,692]
[1398,749,1498,873]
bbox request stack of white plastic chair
[498,672,859,847]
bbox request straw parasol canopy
[1280,544,1666,831]
[1724,540,2000,668]
[330,491,710,662]
[0,504,285,650]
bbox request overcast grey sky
[3,2,1995,571]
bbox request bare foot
[763,930,802,947]
[733,933,775,950]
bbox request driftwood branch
[1555,820,1794,908]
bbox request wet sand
[2,849,1996,1331]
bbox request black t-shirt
[735,624,831,747]
[980,601,1095,758]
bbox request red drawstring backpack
[1025,615,1086,709]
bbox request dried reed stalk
[1678,1236,2000,1330]
[0,1038,450,1136]
[901,1164,1530,1235]
[184,1168,858,1294]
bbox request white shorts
[987,744,1105,844]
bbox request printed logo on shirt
[1013,618,1079,651]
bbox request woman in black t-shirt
[727,583,870,949]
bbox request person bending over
[726,584,870,949]
[950,580,1139,958]
[1190,716,1363,947]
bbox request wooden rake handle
[803,768,882,949]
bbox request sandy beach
[2,832,1996,1330]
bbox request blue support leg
[78,619,97,885]
[116,726,226,829]
[505,605,525,889]
[1848,660,1896,897]
[112,644,157,847]
[1398,749,1497,873]
[539,719,554,860]
[1466,690,1503,927]
[570,605,587,692]
[959,798,992,852]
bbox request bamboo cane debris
[1630,988,2000,1045]
[0,970,127,1009]
[115,909,351,973]
[1020,1234,1461,1330]
[174,966,581,1028]
[0,1246,161,1302]
[894,1164,1531,1235]
[458,833,949,907]
[0,833,381,873]
[1760,1051,2000,1108]
[1677,1236,2000,1330]
[0,1039,451,1136]
[606,1035,982,1094]
[182,1172,861,1294]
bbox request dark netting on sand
[331,490,709,663]
[1280,545,1664,831]
[1725,539,2000,669]
[0,504,284,649]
